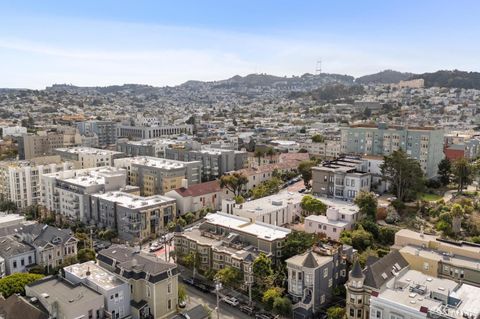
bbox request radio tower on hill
[315,60,322,75]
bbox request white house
[165,180,223,216]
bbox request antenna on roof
[315,60,322,75]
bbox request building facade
[116,124,193,140]
[77,120,117,147]
[54,147,125,169]
[341,123,444,178]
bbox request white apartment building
[0,156,74,208]
[41,167,127,221]
[304,199,359,241]
[0,125,27,137]
[55,147,125,169]
[222,191,303,226]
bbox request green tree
[283,231,316,261]
[354,191,378,220]
[253,253,274,288]
[254,150,265,166]
[251,178,282,199]
[220,173,248,196]
[450,203,464,234]
[327,306,346,319]
[452,158,472,193]
[0,273,44,297]
[176,217,187,227]
[379,226,396,245]
[381,149,424,201]
[77,248,96,263]
[234,195,245,204]
[298,160,317,188]
[438,158,451,186]
[351,226,374,252]
[273,296,292,316]
[311,134,325,143]
[300,195,327,215]
[178,284,187,303]
[215,266,242,287]
[262,287,283,311]
[0,201,16,213]
[183,251,200,270]
[183,212,196,225]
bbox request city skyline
[1,0,479,88]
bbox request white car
[222,296,240,307]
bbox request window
[168,299,172,310]
[146,286,151,298]
[328,278,333,287]
[357,309,362,318]
[168,283,172,294]
[320,294,325,304]
[423,262,430,271]
[13,261,17,268]
[375,310,382,319]
[88,310,93,319]
[323,268,328,278]
[21,259,24,266]
[350,309,355,317]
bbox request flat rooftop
[120,138,181,146]
[118,156,199,169]
[305,214,349,227]
[47,167,126,187]
[314,196,359,215]
[204,212,291,241]
[92,191,174,209]
[376,269,480,318]
[238,191,303,214]
[56,147,123,156]
[64,261,125,290]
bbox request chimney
[181,179,188,188]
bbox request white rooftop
[305,214,349,227]
[56,147,123,156]
[92,191,174,209]
[238,192,303,214]
[64,261,126,290]
[118,156,195,169]
[204,212,291,241]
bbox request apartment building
[64,261,132,319]
[41,167,127,222]
[55,147,125,169]
[116,124,193,140]
[0,156,73,208]
[116,138,192,158]
[18,129,81,160]
[341,123,444,178]
[26,276,105,319]
[222,191,303,226]
[97,246,179,319]
[114,157,201,195]
[165,147,247,181]
[77,120,117,147]
[175,212,290,276]
[304,199,360,241]
[370,269,480,319]
[287,242,353,319]
[87,191,176,242]
[345,251,409,319]
[312,156,371,201]
[0,125,27,137]
[300,139,342,159]
[394,229,480,287]
[165,180,223,216]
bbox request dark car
[182,277,195,285]
[255,313,279,319]
[298,188,306,193]
[239,305,255,316]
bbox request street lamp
[215,281,222,319]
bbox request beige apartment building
[19,129,81,160]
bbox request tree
[0,273,44,297]
[283,231,316,261]
[350,226,374,252]
[262,287,283,310]
[273,296,292,316]
[452,158,472,193]
[183,251,200,271]
[183,212,196,225]
[298,160,317,188]
[438,158,451,186]
[379,226,396,245]
[254,150,265,166]
[220,173,248,196]
[450,203,464,234]
[77,248,95,263]
[251,178,282,199]
[381,149,424,201]
[178,284,187,303]
[300,195,327,215]
[0,200,16,213]
[327,306,346,319]
[215,266,242,287]
[253,253,274,288]
[312,134,325,143]
[354,191,378,220]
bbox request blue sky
[0,0,479,88]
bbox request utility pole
[215,281,222,319]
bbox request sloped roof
[0,294,48,319]
[350,260,363,279]
[363,250,408,289]
[302,251,319,268]
[171,180,221,197]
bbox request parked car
[239,305,255,316]
[255,313,279,319]
[182,277,195,285]
[160,233,174,243]
[222,296,240,307]
[298,188,306,193]
[149,242,163,252]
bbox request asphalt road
[183,283,253,319]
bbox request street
[183,282,253,319]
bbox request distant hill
[289,83,365,101]
[412,70,480,89]
[356,70,415,84]
[46,83,157,95]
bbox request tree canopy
[0,273,44,297]
[312,134,325,143]
[298,160,317,188]
[354,191,378,220]
[300,195,327,215]
[452,158,472,193]
[380,149,424,201]
[282,231,316,261]
[220,173,248,196]
[251,178,282,199]
[215,266,242,287]
[437,158,451,186]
